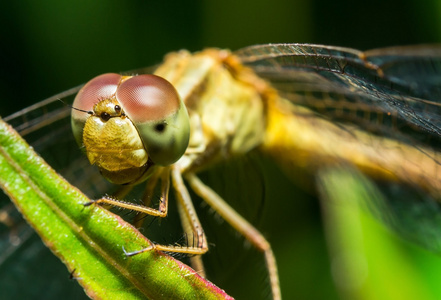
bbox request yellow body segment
[262,95,441,198]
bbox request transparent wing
[235,43,441,147]
[236,43,441,252]
[3,86,109,196]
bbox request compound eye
[72,73,122,122]
[116,74,180,124]
[71,73,122,146]
[116,74,190,166]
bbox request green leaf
[0,117,232,300]
[317,167,441,300]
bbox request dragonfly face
[3,43,441,300]
[72,73,190,185]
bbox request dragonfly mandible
[2,43,441,300]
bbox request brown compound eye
[72,73,122,122]
[71,73,123,147]
[116,74,180,124]
[115,74,190,166]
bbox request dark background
[1,1,441,299]
[1,0,439,117]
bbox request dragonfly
[2,43,441,300]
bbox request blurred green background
[1,0,441,299]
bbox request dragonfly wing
[235,44,441,144]
[363,45,441,100]
[236,43,441,253]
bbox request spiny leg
[133,169,164,227]
[96,184,135,211]
[84,167,170,218]
[176,196,206,277]
[170,166,208,255]
[186,173,281,300]
[125,167,208,256]
[97,165,208,257]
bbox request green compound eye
[116,74,190,166]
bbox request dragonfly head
[71,73,190,184]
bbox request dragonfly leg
[124,166,209,258]
[134,169,166,227]
[83,167,170,218]
[186,173,281,300]
[177,194,206,277]
[171,166,208,255]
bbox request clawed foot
[122,245,154,257]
